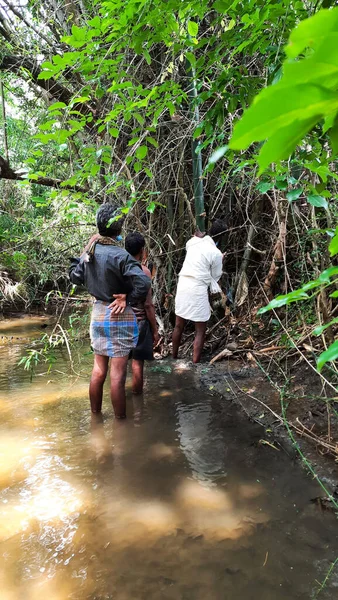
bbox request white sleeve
[211,251,223,282]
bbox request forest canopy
[1,0,338,368]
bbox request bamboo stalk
[186,55,205,232]
[0,80,9,163]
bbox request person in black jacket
[69,204,150,418]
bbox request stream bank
[196,358,338,507]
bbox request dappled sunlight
[174,479,269,541]
[0,476,89,542]
[0,316,51,333]
[24,480,84,521]
[159,389,173,397]
[0,433,37,488]
[177,480,233,510]
[147,442,178,460]
[0,382,89,409]
[0,570,93,600]
[97,476,269,549]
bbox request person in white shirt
[172,220,226,363]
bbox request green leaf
[209,146,228,164]
[317,339,338,371]
[258,290,309,314]
[307,195,328,209]
[146,136,158,148]
[329,115,338,155]
[49,102,67,111]
[109,128,119,138]
[144,167,152,178]
[329,290,338,298]
[186,52,196,67]
[286,188,303,202]
[286,8,338,59]
[256,114,321,172]
[71,25,87,42]
[136,146,148,160]
[134,112,145,125]
[318,266,338,282]
[329,230,338,256]
[314,317,338,335]
[275,178,288,191]
[133,161,142,173]
[230,84,338,151]
[187,21,199,37]
[256,182,272,193]
[38,71,55,80]
[147,201,156,213]
[71,96,90,104]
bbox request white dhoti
[175,276,210,322]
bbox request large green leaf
[229,84,338,151]
[282,34,338,91]
[329,116,338,155]
[329,230,338,256]
[257,116,318,173]
[317,339,338,371]
[286,8,338,59]
[258,289,310,314]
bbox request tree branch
[0,55,94,118]
[0,155,89,193]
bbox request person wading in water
[69,204,150,418]
[125,232,159,395]
[172,219,226,363]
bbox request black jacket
[69,243,150,305]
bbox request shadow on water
[0,317,337,599]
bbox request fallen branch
[209,347,233,364]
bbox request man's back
[179,235,222,284]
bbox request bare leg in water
[132,359,144,395]
[172,316,186,359]
[193,322,207,364]
[110,355,129,418]
[89,354,109,413]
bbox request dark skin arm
[142,265,159,346]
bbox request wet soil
[197,359,338,503]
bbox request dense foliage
[0,0,338,367]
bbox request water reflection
[0,320,337,599]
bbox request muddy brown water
[0,316,338,599]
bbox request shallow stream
[0,315,337,599]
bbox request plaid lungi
[90,301,138,358]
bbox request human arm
[82,233,100,255]
[68,233,99,285]
[210,251,223,282]
[119,253,151,305]
[142,266,159,346]
[69,256,85,285]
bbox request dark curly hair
[125,232,145,257]
[209,219,226,242]
[96,203,124,237]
